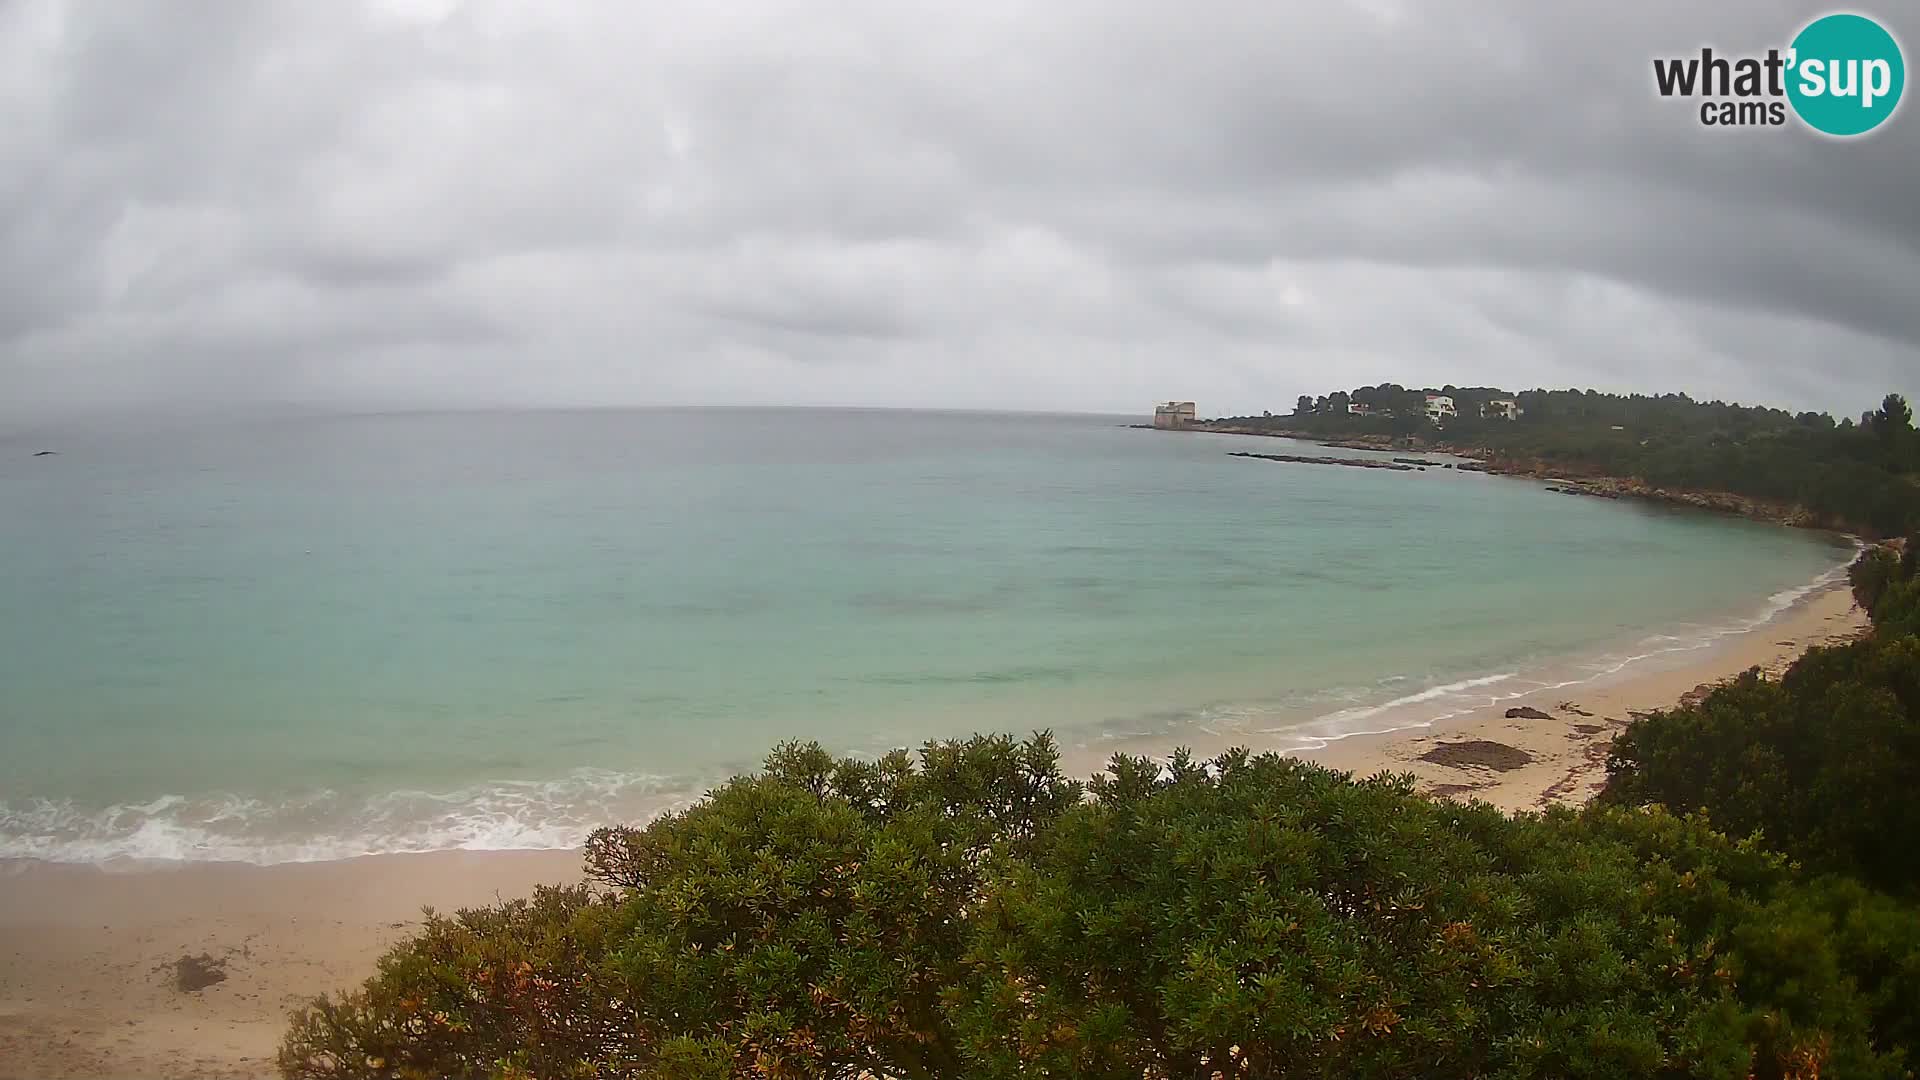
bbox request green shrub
[1853,545,1903,612]
[950,753,1905,1079]
[282,733,1081,1080]
[276,883,636,1079]
[282,741,1918,1079]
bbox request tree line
[281,541,1920,1078]
[1236,387,1919,537]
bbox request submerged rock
[1227,452,1416,471]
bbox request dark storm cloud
[1,0,1914,425]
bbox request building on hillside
[1423,394,1457,424]
[1480,398,1522,420]
[1347,401,1375,416]
[1153,401,1197,429]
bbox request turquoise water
[0,409,1852,863]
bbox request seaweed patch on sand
[1418,740,1534,772]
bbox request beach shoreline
[1297,579,1867,813]
[0,581,1870,1079]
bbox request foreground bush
[283,733,1081,1080]
[952,754,1909,1079]
[278,883,634,1079]
[281,736,1918,1079]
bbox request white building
[1480,398,1521,420]
[1153,401,1197,429]
[1423,394,1457,424]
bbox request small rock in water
[32,450,57,457]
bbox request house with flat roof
[1423,394,1457,424]
[1480,398,1522,420]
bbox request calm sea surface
[0,408,1851,862]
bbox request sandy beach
[0,583,1869,1080]
[0,851,581,1080]
[1300,581,1868,812]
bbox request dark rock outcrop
[1505,706,1554,720]
[1228,452,1416,471]
[1448,453,1822,527]
[163,953,228,993]
[1419,740,1534,772]
[1144,424,1838,534]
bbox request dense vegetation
[1239,388,1920,536]
[283,543,1920,1079]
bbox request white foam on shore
[1246,549,1859,755]
[0,769,693,866]
[1288,671,1521,731]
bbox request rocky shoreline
[1229,451,1420,471]
[1155,422,1829,533]
[1444,452,1823,528]
[1226,450,1482,475]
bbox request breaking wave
[0,769,694,866]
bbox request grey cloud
[0,0,1915,427]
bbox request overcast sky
[2,0,1915,426]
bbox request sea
[0,408,1855,864]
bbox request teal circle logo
[1787,13,1905,136]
